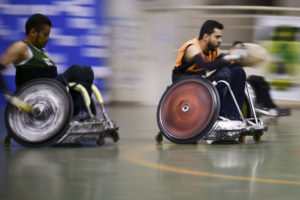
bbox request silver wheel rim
[8,83,70,143]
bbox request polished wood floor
[1,105,300,200]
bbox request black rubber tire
[157,76,220,144]
[112,131,119,143]
[3,135,11,147]
[5,78,74,147]
[96,137,105,145]
[238,135,246,143]
[155,132,163,143]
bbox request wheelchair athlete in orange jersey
[173,20,246,120]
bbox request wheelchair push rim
[5,78,73,147]
[157,77,220,143]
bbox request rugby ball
[241,43,268,67]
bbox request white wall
[106,0,293,105]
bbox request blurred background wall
[107,0,300,105]
[1,0,300,107]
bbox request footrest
[204,118,266,141]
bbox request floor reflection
[1,146,119,200]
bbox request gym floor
[1,105,300,200]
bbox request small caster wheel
[238,135,245,143]
[112,132,119,143]
[155,132,163,143]
[3,136,11,147]
[97,137,105,145]
[253,133,261,142]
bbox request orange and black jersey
[174,38,229,74]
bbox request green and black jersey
[15,41,58,87]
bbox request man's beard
[35,37,46,49]
[208,42,219,51]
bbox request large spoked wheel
[157,76,220,144]
[5,78,74,147]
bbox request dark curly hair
[25,13,52,35]
[198,20,223,40]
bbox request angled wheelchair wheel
[157,76,220,144]
[5,78,74,147]
[242,97,252,118]
[243,83,255,118]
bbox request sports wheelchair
[155,75,268,144]
[2,78,119,147]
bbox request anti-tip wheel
[253,133,261,142]
[238,135,246,143]
[155,132,163,143]
[112,132,119,143]
[96,137,105,145]
[3,136,11,147]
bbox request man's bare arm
[0,41,29,69]
[184,44,200,63]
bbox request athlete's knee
[231,67,246,80]
[64,65,94,83]
[83,65,94,84]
